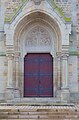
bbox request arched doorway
[24,53,53,97]
[13,11,63,98]
[5,0,71,100]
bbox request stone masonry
[0,0,79,103]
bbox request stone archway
[5,9,71,101]
[16,18,60,98]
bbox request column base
[57,88,70,102]
[14,88,20,98]
[5,87,14,100]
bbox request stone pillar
[14,52,20,98]
[57,52,61,89]
[6,53,14,100]
[56,52,62,99]
[60,54,70,102]
[61,54,68,88]
[0,0,5,50]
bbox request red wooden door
[24,53,53,97]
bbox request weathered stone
[0,0,79,103]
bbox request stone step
[0,110,79,114]
[0,105,79,119]
[0,108,78,113]
[1,119,79,120]
[1,111,78,115]
[7,98,61,105]
[0,114,79,119]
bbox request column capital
[15,51,20,58]
[6,53,14,60]
[56,52,61,58]
[61,53,69,59]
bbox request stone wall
[68,56,78,92]
[0,0,7,101]
[54,0,71,17]
[4,0,21,20]
[77,0,79,50]
[1,0,79,101]
[4,0,71,20]
[77,0,79,84]
[0,56,7,100]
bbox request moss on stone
[21,0,26,2]
[4,0,71,23]
[69,51,79,56]
[50,0,71,22]
[4,17,12,22]
[4,0,27,23]
[0,52,6,56]
[5,5,21,22]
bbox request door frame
[20,51,57,98]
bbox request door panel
[24,54,39,97]
[24,53,53,97]
[39,54,53,96]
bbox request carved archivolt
[25,26,51,47]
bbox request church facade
[0,0,79,102]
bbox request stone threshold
[0,97,75,107]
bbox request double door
[24,53,53,97]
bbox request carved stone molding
[6,45,14,55]
[6,52,14,61]
[32,0,43,5]
[25,25,51,47]
[56,52,61,58]
[15,51,20,58]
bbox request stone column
[14,52,20,98]
[57,52,61,89]
[6,53,14,100]
[61,54,68,88]
[60,54,70,101]
[0,0,5,50]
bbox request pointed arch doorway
[24,53,53,97]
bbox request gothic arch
[13,11,62,97]
[4,0,71,100]
[14,11,62,53]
